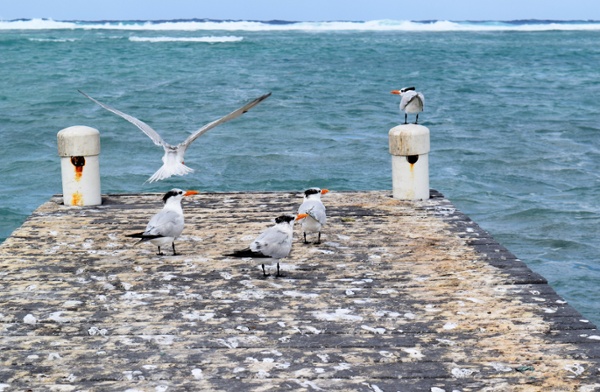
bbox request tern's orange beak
[391,90,400,95]
[321,189,329,195]
[184,190,199,197]
[296,213,308,221]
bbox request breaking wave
[129,36,244,43]
[2,18,600,32]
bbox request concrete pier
[1,190,599,391]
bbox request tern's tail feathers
[225,248,271,258]
[146,162,194,183]
[126,232,162,244]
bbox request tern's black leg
[303,232,309,244]
[415,113,419,124]
[404,113,408,124]
[261,264,270,277]
[315,232,322,245]
[172,242,178,256]
[157,246,164,256]
[275,262,285,278]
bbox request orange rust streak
[75,165,83,181]
[71,191,83,206]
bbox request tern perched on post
[391,87,424,124]
[79,90,271,183]
[226,213,307,277]
[127,188,198,255]
[298,188,329,244]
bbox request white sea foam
[0,18,79,30]
[28,38,79,42]
[129,36,244,43]
[2,18,600,32]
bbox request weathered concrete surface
[0,190,599,391]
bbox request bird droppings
[564,363,585,377]
[1,190,599,391]
[313,309,364,322]
[452,367,479,378]
[191,368,204,380]
[181,311,215,322]
[87,326,108,336]
[361,325,386,334]
[489,362,514,372]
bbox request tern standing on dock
[298,188,329,244]
[226,214,307,277]
[79,90,271,183]
[127,188,198,255]
[391,87,424,124]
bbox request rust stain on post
[71,156,85,181]
[0,190,598,390]
[70,190,83,206]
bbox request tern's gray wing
[79,90,168,148]
[145,210,183,237]
[250,225,292,259]
[400,91,416,110]
[406,92,423,108]
[417,92,425,108]
[299,200,327,225]
[179,92,271,149]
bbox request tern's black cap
[163,188,183,203]
[275,215,295,224]
[304,188,321,197]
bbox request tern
[391,87,424,124]
[226,213,308,277]
[79,90,271,183]
[127,188,198,255]
[298,188,329,244]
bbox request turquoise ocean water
[1,19,599,324]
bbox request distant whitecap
[3,18,600,32]
[128,36,244,43]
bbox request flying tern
[79,90,271,183]
[391,87,424,124]
[127,188,198,255]
[226,213,308,277]
[298,188,329,244]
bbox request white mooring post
[388,124,430,200]
[57,126,102,206]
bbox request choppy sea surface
[1,19,599,324]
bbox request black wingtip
[225,248,271,258]
[255,92,272,103]
[242,92,271,114]
[126,233,163,241]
